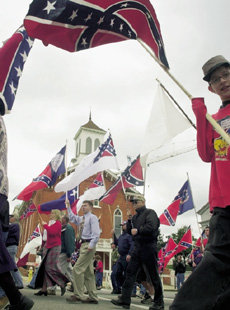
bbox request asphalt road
[16,287,176,310]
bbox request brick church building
[17,115,143,284]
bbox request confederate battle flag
[24,0,169,68]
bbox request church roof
[81,119,106,133]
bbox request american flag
[100,154,143,204]
[93,134,116,163]
[24,0,169,68]
[0,26,34,115]
[17,145,66,201]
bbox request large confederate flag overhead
[24,0,169,68]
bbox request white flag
[55,134,119,193]
[141,85,191,161]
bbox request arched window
[94,138,100,150]
[114,208,122,238]
[86,137,92,154]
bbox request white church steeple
[71,113,106,166]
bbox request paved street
[17,287,175,310]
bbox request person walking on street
[174,255,186,290]
[113,221,133,294]
[110,242,120,294]
[66,200,100,304]
[111,194,164,310]
[95,255,103,290]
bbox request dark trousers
[0,272,21,305]
[170,207,230,310]
[116,255,128,289]
[121,243,163,305]
[111,263,118,291]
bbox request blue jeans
[96,272,103,287]
[7,245,23,288]
[176,273,185,290]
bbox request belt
[81,239,92,243]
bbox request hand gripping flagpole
[137,39,230,145]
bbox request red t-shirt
[192,98,230,211]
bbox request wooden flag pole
[186,172,204,251]
[64,140,69,206]
[137,39,230,145]
[156,79,196,129]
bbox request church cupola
[71,113,106,166]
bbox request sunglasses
[131,200,139,204]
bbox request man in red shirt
[170,55,230,310]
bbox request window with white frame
[114,208,122,238]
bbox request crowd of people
[1,54,230,310]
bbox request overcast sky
[1,0,229,238]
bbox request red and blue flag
[0,26,34,115]
[37,186,79,214]
[17,145,66,201]
[24,0,169,68]
[174,180,194,215]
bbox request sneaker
[66,295,82,303]
[111,298,130,309]
[4,295,34,310]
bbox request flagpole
[101,172,113,228]
[64,139,69,205]
[137,38,230,145]
[186,172,204,250]
[143,164,147,196]
[156,79,196,129]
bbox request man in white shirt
[66,200,100,304]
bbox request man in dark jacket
[111,194,164,310]
[113,221,133,293]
